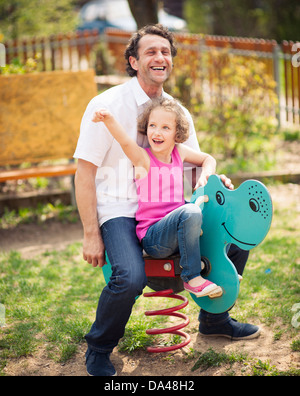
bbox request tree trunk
[127,0,159,29]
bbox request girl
[92,97,222,298]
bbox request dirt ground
[4,325,298,376]
[1,183,299,376]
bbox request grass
[191,348,247,372]
[234,203,300,329]
[0,190,299,376]
[190,348,299,376]
[0,243,103,371]
[0,202,79,229]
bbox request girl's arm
[177,144,233,190]
[92,109,149,170]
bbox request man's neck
[137,76,163,99]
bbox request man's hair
[137,97,189,143]
[124,24,177,77]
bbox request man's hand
[219,174,234,190]
[195,173,234,191]
[83,231,106,268]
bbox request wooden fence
[105,29,299,126]
[2,29,300,126]
[282,40,300,125]
[3,29,100,72]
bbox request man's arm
[75,159,106,268]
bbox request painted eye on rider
[249,198,260,212]
[216,191,225,205]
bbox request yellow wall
[0,69,97,166]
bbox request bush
[0,55,40,75]
[167,48,279,173]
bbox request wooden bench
[0,69,98,187]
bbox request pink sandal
[184,280,221,297]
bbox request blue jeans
[85,217,147,353]
[142,203,203,283]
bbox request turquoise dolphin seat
[102,175,273,314]
[190,174,273,313]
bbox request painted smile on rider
[221,222,256,247]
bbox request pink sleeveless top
[135,146,185,241]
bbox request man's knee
[109,264,147,296]
[128,266,148,295]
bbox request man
[74,24,260,377]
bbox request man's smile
[150,66,166,71]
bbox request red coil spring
[143,289,191,353]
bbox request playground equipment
[143,289,190,353]
[102,175,273,352]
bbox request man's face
[129,34,173,90]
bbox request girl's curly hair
[137,97,189,143]
[124,24,177,77]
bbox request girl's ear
[129,56,138,71]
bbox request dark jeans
[85,217,249,353]
[227,244,249,277]
[85,217,147,353]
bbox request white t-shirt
[74,77,200,226]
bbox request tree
[127,0,158,29]
[0,0,78,40]
[184,0,300,41]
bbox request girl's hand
[92,109,112,123]
[194,173,209,190]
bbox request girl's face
[147,107,177,157]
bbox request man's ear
[129,56,138,71]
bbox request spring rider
[102,175,273,352]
